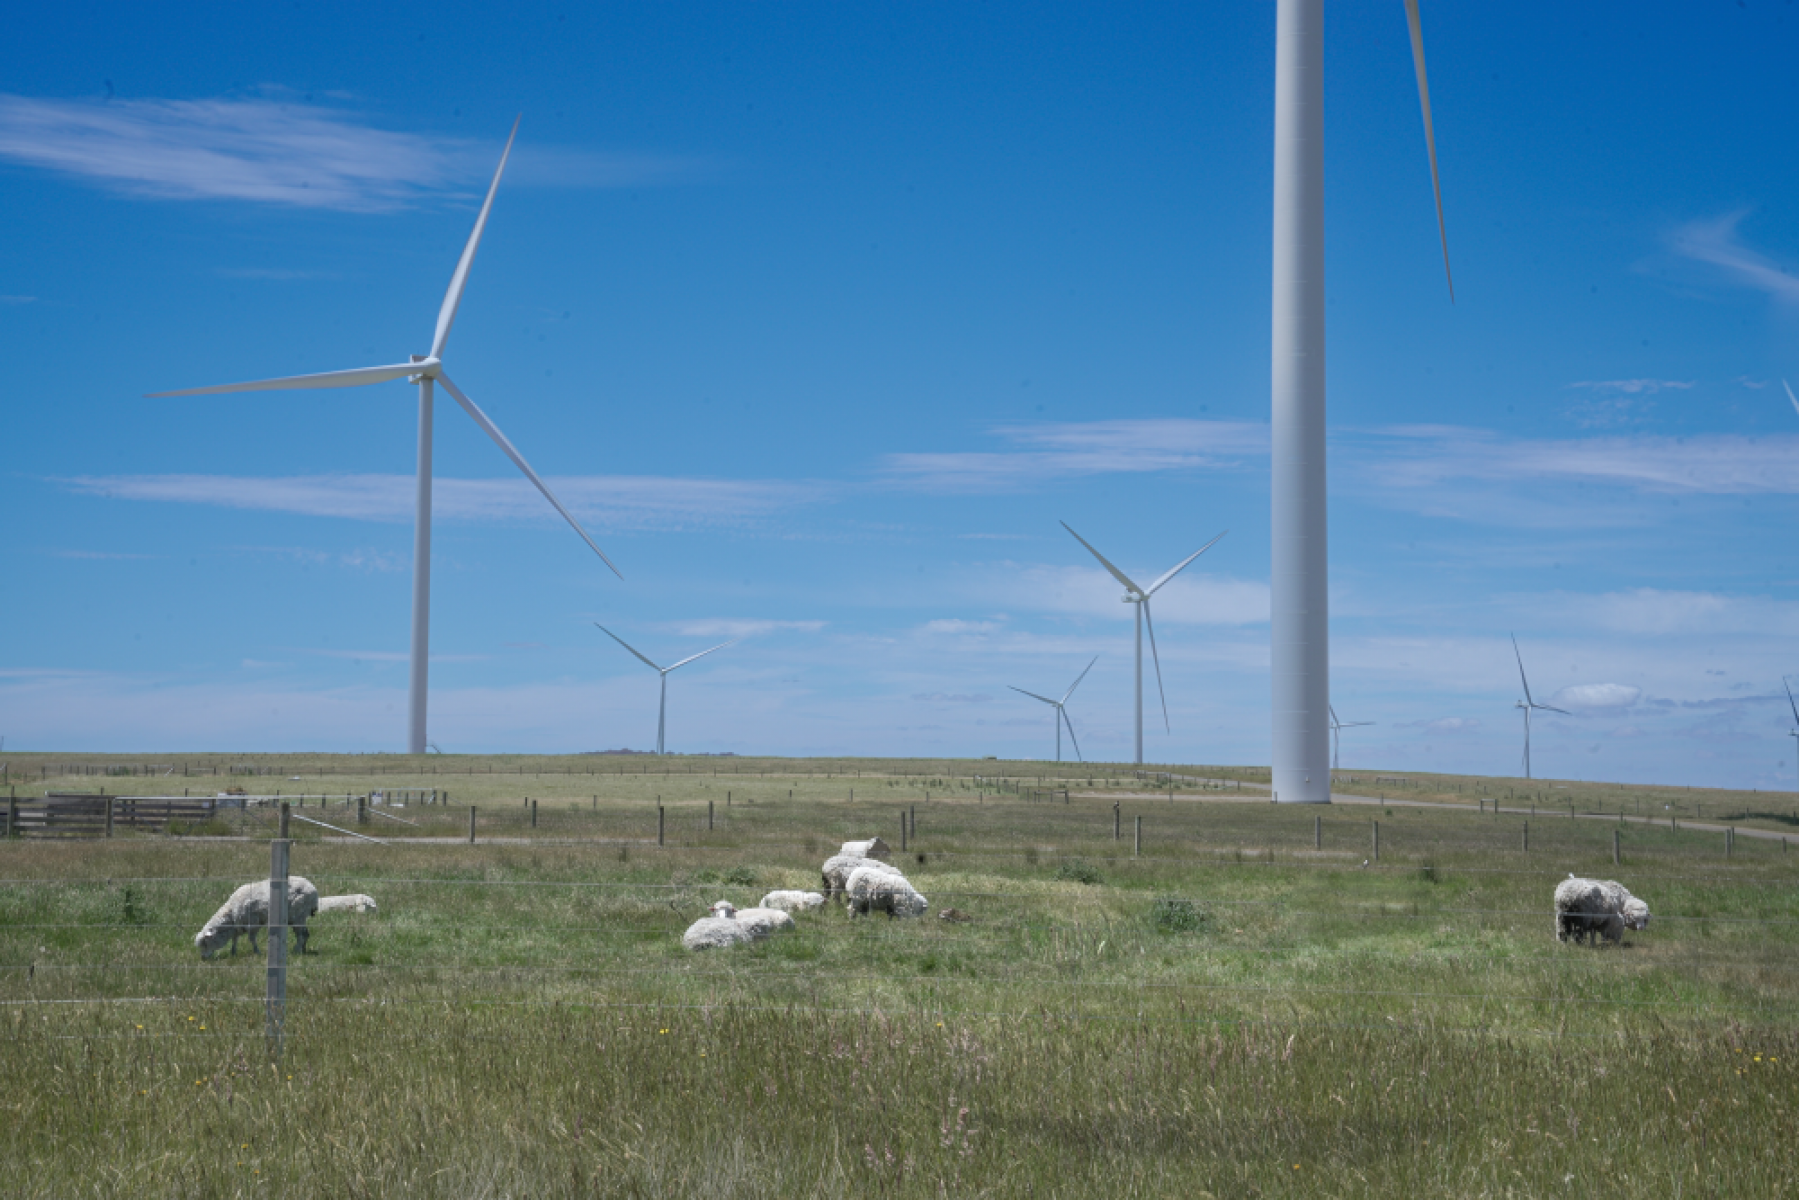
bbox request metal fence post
[279,802,290,840]
[657,805,665,846]
[468,806,477,843]
[1134,815,1142,857]
[105,796,115,838]
[1371,821,1379,863]
[265,838,289,1061]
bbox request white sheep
[195,877,320,959]
[733,906,798,938]
[845,863,928,919]
[1554,876,1651,945]
[758,890,826,913]
[839,837,892,863]
[682,899,794,950]
[316,894,378,914]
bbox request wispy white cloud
[1556,588,1799,638]
[912,692,993,705]
[0,93,701,212]
[671,619,825,639]
[1667,211,1799,305]
[1567,380,1693,395]
[59,473,824,532]
[0,293,36,304]
[47,548,157,560]
[1420,717,1481,733]
[883,419,1267,492]
[1550,682,1642,710]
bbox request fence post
[1522,822,1529,852]
[1114,802,1121,841]
[900,810,908,853]
[708,800,714,830]
[1314,814,1321,850]
[468,806,477,843]
[1371,821,1379,863]
[658,805,665,847]
[357,795,367,826]
[1134,814,1142,857]
[1613,828,1620,866]
[105,797,115,838]
[1727,827,1733,859]
[279,802,290,840]
[910,804,917,842]
[5,789,14,839]
[727,790,731,806]
[531,800,538,829]
[265,838,290,1062]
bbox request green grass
[2,753,1798,1196]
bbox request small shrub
[723,866,757,887]
[692,869,721,884]
[1419,864,1440,884]
[1056,858,1102,885]
[1150,896,1208,933]
[118,887,149,926]
[1023,847,1040,867]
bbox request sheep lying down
[195,877,320,959]
[1554,876,1651,945]
[316,894,378,914]
[758,889,825,913]
[681,900,797,951]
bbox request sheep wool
[758,890,826,913]
[733,907,798,938]
[838,837,892,863]
[682,916,755,952]
[195,877,321,959]
[821,852,896,899]
[846,863,928,919]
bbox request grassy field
[3,753,1797,1197]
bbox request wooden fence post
[900,810,908,852]
[1371,821,1379,863]
[658,805,665,847]
[708,800,714,830]
[1134,815,1142,857]
[1613,828,1620,866]
[105,797,115,838]
[265,838,290,1061]
[1522,822,1529,852]
[468,806,477,843]
[357,796,367,826]
[910,804,917,843]
[531,800,538,828]
[1113,802,1121,841]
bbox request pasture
[2,753,1796,1197]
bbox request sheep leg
[293,925,309,955]
[248,926,261,955]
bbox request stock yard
[3,754,1797,1197]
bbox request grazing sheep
[195,877,320,959]
[1554,876,1651,945]
[759,890,826,913]
[822,852,900,899]
[839,837,892,863]
[846,863,928,919]
[316,894,378,914]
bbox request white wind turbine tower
[1511,635,1567,781]
[1783,677,1799,795]
[1009,656,1099,763]
[1061,523,1226,766]
[594,625,736,756]
[1327,704,1373,771]
[1269,0,1454,803]
[150,119,618,756]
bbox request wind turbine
[1269,0,1454,802]
[149,119,618,756]
[594,625,735,756]
[1009,656,1099,763]
[1511,635,1567,781]
[1783,677,1799,795]
[1327,704,1374,771]
[1061,523,1226,766]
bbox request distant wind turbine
[1327,704,1374,771]
[1511,635,1568,780]
[594,624,735,756]
[1269,0,1455,803]
[150,119,618,756]
[1783,677,1799,795]
[1009,656,1099,763]
[1061,522,1226,765]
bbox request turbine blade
[1143,598,1170,734]
[1060,521,1142,594]
[1008,685,1060,707]
[1143,530,1227,596]
[1786,379,1799,418]
[431,116,521,361]
[437,372,622,578]
[594,623,661,672]
[1404,0,1454,301]
[1062,707,1084,763]
[666,640,736,673]
[147,361,419,397]
[1785,676,1799,725]
[1329,702,1340,730]
[1511,634,1535,707]
[1060,655,1099,704]
[1536,704,1571,716]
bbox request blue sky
[4,3,1799,785]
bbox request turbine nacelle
[407,355,444,383]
